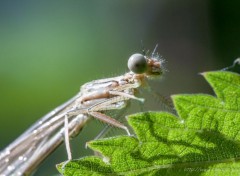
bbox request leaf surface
[57,71,240,176]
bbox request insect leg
[64,115,72,160]
[109,90,144,102]
[88,111,130,136]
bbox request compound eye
[128,53,147,74]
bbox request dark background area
[0,0,239,175]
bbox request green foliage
[57,71,240,175]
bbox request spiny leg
[86,90,144,137]
[88,96,128,112]
[88,91,144,112]
[144,81,176,114]
[94,101,130,140]
[88,111,130,136]
[64,115,72,160]
[109,90,144,102]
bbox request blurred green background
[0,0,240,175]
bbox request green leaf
[57,71,240,176]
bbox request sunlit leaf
[57,71,240,176]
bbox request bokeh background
[0,0,240,175]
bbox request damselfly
[0,46,172,175]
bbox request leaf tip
[171,94,182,101]
[199,72,207,76]
[170,94,177,99]
[56,163,64,174]
[85,141,93,149]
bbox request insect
[0,46,172,175]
